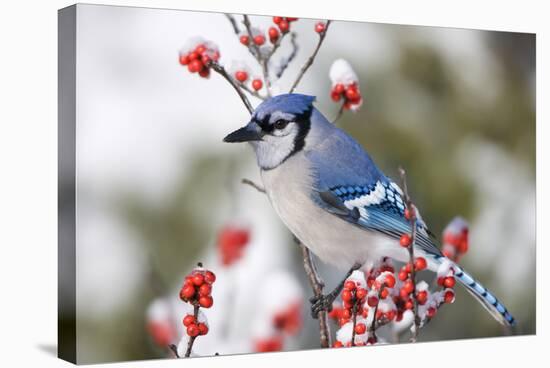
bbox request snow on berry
[227,61,252,86]
[336,317,370,346]
[442,216,469,261]
[329,59,363,111]
[178,37,220,78]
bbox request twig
[241,178,266,193]
[209,61,253,114]
[184,304,200,357]
[240,83,267,100]
[351,300,358,347]
[225,14,240,35]
[398,167,420,342]
[168,344,179,358]
[301,245,332,348]
[289,20,331,93]
[242,15,272,97]
[333,102,345,123]
[275,32,299,79]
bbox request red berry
[253,34,265,46]
[268,27,279,42]
[443,276,456,288]
[201,54,211,65]
[380,288,389,299]
[398,270,408,281]
[427,307,437,318]
[345,87,360,102]
[341,289,353,302]
[344,281,356,291]
[278,20,289,33]
[400,234,412,247]
[333,341,344,348]
[384,274,396,288]
[199,283,212,296]
[315,22,326,34]
[198,323,209,335]
[354,323,367,335]
[187,59,203,73]
[179,54,189,65]
[343,300,353,309]
[342,308,352,319]
[355,287,367,300]
[444,289,455,304]
[273,16,283,24]
[286,17,298,22]
[404,299,414,310]
[334,83,345,94]
[198,68,210,78]
[186,324,199,337]
[195,44,206,54]
[367,336,377,345]
[199,295,213,308]
[330,90,341,102]
[437,277,445,286]
[188,51,199,61]
[385,310,396,321]
[180,285,195,300]
[404,208,412,220]
[416,290,428,305]
[239,35,250,45]
[204,271,216,284]
[404,263,412,273]
[192,273,205,286]
[183,314,195,327]
[415,257,427,271]
[403,279,414,294]
[367,295,378,307]
[235,70,248,83]
[252,79,263,91]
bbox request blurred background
[61,4,535,363]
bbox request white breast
[260,153,407,270]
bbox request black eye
[274,119,289,130]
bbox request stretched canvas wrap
[58,4,536,364]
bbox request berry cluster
[217,224,250,266]
[272,16,298,34]
[330,82,363,110]
[179,266,216,309]
[182,312,209,338]
[178,39,220,78]
[442,217,469,262]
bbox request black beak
[223,124,263,143]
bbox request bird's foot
[309,292,337,319]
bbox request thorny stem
[209,61,253,114]
[289,20,332,93]
[399,167,420,342]
[184,304,200,358]
[301,245,332,348]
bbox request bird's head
[223,93,316,170]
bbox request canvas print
[58,4,536,364]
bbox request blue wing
[305,127,442,257]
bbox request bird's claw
[309,294,335,319]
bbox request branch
[301,244,332,348]
[240,83,267,101]
[398,167,420,342]
[209,61,253,114]
[225,14,240,35]
[168,344,179,358]
[184,304,200,357]
[289,20,331,93]
[275,32,299,80]
[333,102,345,123]
[242,15,272,97]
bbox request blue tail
[453,264,516,326]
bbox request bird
[223,93,515,327]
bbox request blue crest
[253,94,316,120]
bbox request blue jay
[223,93,515,326]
